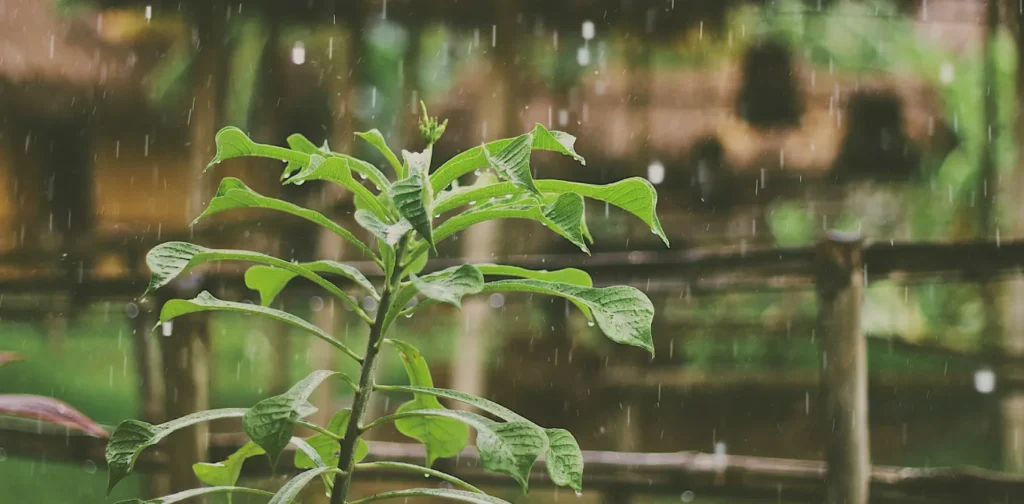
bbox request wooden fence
[4,233,1024,503]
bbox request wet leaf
[286,155,391,220]
[356,129,403,177]
[243,370,338,465]
[106,409,247,493]
[114,486,274,504]
[268,467,343,504]
[430,124,585,192]
[192,442,265,487]
[350,488,510,504]
[294,409,368,469]
[246,261,378,307]
[194,178,374,258]
[391,173,435,250]
[410,264,484,309]
[390,340,469,467]
[482,133,539,195]
[355,210,412,248]
[434,194,588,253]
[482,281,655,356]
[160,291,360,361]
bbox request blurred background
[1,0,1024,502]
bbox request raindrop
[680,491,695,502]
[84,459,98,474]
[939,62,954,84]
[310,296,325,312]
[647,160,665,185]
[124,302,139,319]
[468,201,477,206]
[577,46,591,66]
[587,321,595,327]
[359,173,369,180]
[489,293,505,308]
[582,20,595,40]
[161,321,173,337]
[575,490,583,497]
[291,41,306,65]
[558,109,569,126]
[294,179,305,186]
[144,5,152,22]
[974,368,996,394]
[363,296,379,312]
[0,448,6,462]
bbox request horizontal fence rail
[0,428,1021,504]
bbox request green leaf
[243,370,338,465]
[349,488,511,504]
[143,242,362,315]
[403,148,433,176]
[432,193,588,253]
[482,133,540,195]
[430,124,585,192]
[434,178,668,247]
[538,178,669,247]
[355,210,412,248]
[286,155,391,220]
[377,409,545,492]
[543,428,584,493]
[283,133,324,179]
[482,280,655,356]
[410,264,484,309]
[356,129,403,177]
[192,441,265,487]
[378,385,583,492]
[194,178,375,259]
[106,409,247,493]
[160,291,361,361]
[474,264,592,287]
[294,409,369,469]
[268,467,344,504]
[207,126,306,170]
[354,462,485,494]
[114,486,274,504]
[391,173,435,250]
[390,340,469,467]
[245,261,378,307]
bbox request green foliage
[108,110,665,503]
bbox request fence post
[816,231,869,504]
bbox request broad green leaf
[349,488,511,504]
[434,178,668,247]
[544,428,584,493]
[194,178,375,259]
[356,129,403,177]
[192,441,264,487]
[106,408,247,493]
[193,437,328,488]
[245,261,378,307]
[482,133,540,195]
[379,385,583,492]
[354,462,484,494]
[391,173,435,250]
[207,126,306,170]
[355,210,412,247]
[283,132,324,179]
[430,124,585,192]
[432,194,588,253]
[114,487,274,504]
[160,291,361,361]
[390,340,469,467]
[475,264,592,287]
[410,264,484,309]
[286,155,391,220]
[243,370,338,465]
[294,409,369,469]
[143,242,361,314]
[539,178,669,247]
[378,409,545,492]
[482,280,655,356]
[403,148,433,176]
[268,467,344,504]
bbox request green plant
[105,105,668,504]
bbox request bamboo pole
[816,232,869,504]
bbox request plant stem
[330,239,407,504]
